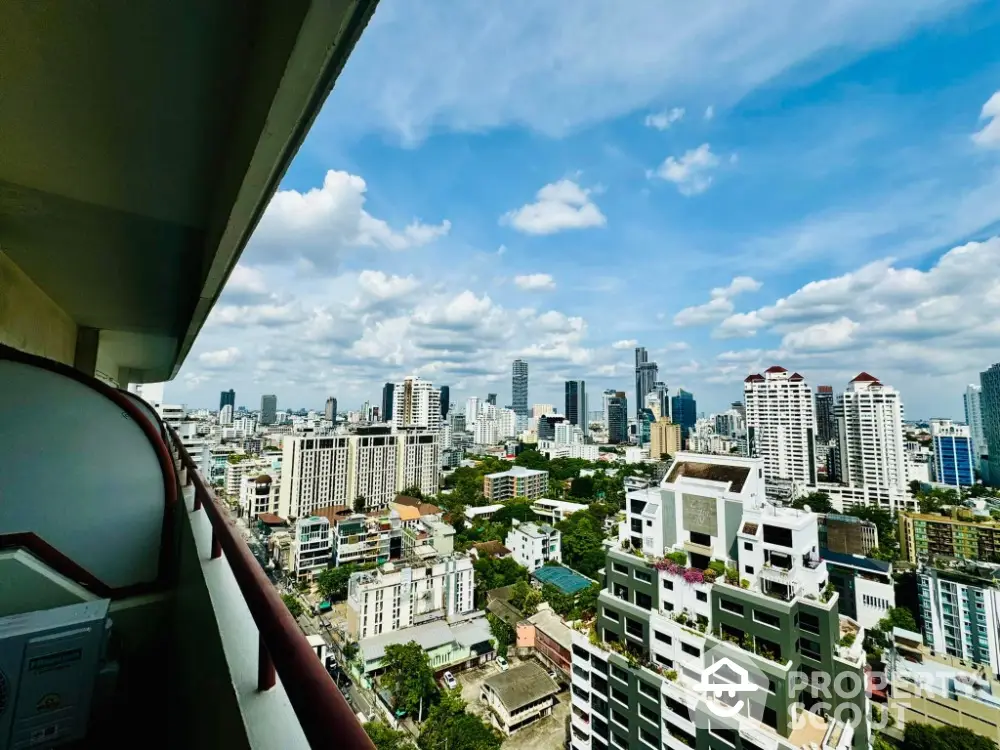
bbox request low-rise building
[528,605,574,675]
[530,498,588,524]
[239,473,280,520]
[464,504,505,522]
[505,521,561,572]
[899,510,1000,565]
[484,466,549,501]
[357,616,494,676]
[329,507,404,568]
[822,550,894,630]
[346,556,475,640]
[293,516,333,578]
[470,541,512,561]
[480,661,559,735]
[819,513,879,556]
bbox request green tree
[401,485,424,499]
[851,505,899,560]
[903,723,997,750]
[364,721,415,750]
[790,492,833,514]
[342,641,360,662]
[508,580,541,615]
[557,509,609,579]
[418,691,503,750]
[472,557,529,606]
[541,583,576,616]
[487,611,515,654]
[514,448,549,471]
[281,593,304,619]
[316,565,356,602]
[355,494,367,513]
[381,642,438,720]
[569,475,595,498]
[878,606,918,632]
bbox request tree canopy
[557,504,616,579]
[417,691,503,750]
[903,723,997,750]
[508,579,542,615]
[281,593,304,619]
[364,722,415,750]
[790,492,833,514]
[380,641,439,719]
[472,556,529,607]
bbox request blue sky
[177,0,1000,420]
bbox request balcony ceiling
[0,0,377,382]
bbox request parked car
[496,656,509,671]
[443,671,458,689]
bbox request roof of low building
[821,549,892,573]
[311,505,353,523]
[474,541,512,558]
[256,513,286,526]
[482,662,559,712]
[527,606,574,650]
[359,619,454,663]
[665,460,750,492]
[392,504,422,522]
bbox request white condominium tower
[392,376,442,431]
[836,372,906,494]
[965,383,987,460]
[744,366,817,485]
[278,427,439,518]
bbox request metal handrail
[168,426,373,749]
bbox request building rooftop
[359,619,454,663]
[310,505,353,523]
[821,550,892,574]
[485,465,547,479]
[482,661,559,712]
[512,522,557,538]
[473,541,512,558]
[256,513,286,526]
[528,606,574,650]
[531,564,594,594]
[665,460,751,492]
[532,498,588,512]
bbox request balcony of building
[0,2,380,746]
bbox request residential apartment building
[671,389,697,441]
[744,367,816,486]
[834,373,909,511]
[505,521,561,572]
[331,507,404,568]
[818,514,878,556]
[537,440,599,461]
[531,498,588,524]
[325,396,337,423]
[293,516,334,578]
[931,418,976,488]
[571,452,868,750]
[966,384,987,462]
[260,394,277,425]
[239,473,279,520]
[649,417,681,460]
[822,551,894,629]
[982,364,1000,486]
[483,465,549,501]
[917,563,1000,677]
[346,555,475,640]
[606,392,628,445]
[899,511,1000,565]
[278,427,439,518]
[392,376,441,430]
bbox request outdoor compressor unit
[0,599,110,749]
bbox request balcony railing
[168,426,373,750]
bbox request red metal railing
[168,426,373,750]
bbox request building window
[696,591,707,602]
[638,681,659,700]
[663,579,674,591]
[635,592,652,611]
[681,642,700,657]
[613,562,628,575]
[762,525,793,548]
[655,631,672,645]
[720,599,744,616]
[612,709,629,728]
[603,608,620,622]
[744,542,754,551]
[752,610,781,630]
[634,569,652,583]
[611,664,629,683]
[612,687,629,706]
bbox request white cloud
[502,179,607,235]
[704,105,715,120]
[611,339,638,350]
[199,347,242,368]
[514,273,556,291]
[651,144,721,196]
[324,0,967,142]
[248,170,450,269]
[674,275,761,326]
[973,91,1000,148]
[644,108,685,130]
[780,317,859,351]
[225,265,269,299]
[497,244,507,255]
[353,270,421,306]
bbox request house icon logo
[692,650,766,721]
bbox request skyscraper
[486,393,497,406]
[260,394,277,425]
[564,380,587,437]
[634,346,658,419]
[980,364,1000,485]
[606,392,628,444]
[744,367,815,485]
[836,372,906,495]
[325,397,337,422]
[512,359,528,418]
[219,389,235,413]
[392,376,442,430]
[440,385,450,419]
[381,382,395,422]
[670,389,697,440]
[965,384,986,461]
[649,381,669,421]
[931,419,975,488]
[815,385,836,443]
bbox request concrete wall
[0,250,76,364]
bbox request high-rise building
[649,417,681,458]
[648,381,669,421]
[670,388,697,440]
[465,397,481,425]
[918,564,1000,675]
[220,389,235,413]
[564,380,587,437]
[512,359,528,417]
[606,391,628,444]
[836,373,906,500]
[730,400,746,420]
[966,383,987,463]
[392,376,441,430]
[573,452,867,750]
[983,364,1000,486]
[219,404,234,426]
[440,385,450,419]
[260,394,277,426]
[931,419,975,488]
[381,382,395,422]
[744,367,815,485]
[634,346,658,419]
[815,385,837,443]
[278,427,440,517]
[325,397,337,423]
[486,393,497,406]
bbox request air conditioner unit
[0,599,110,749]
